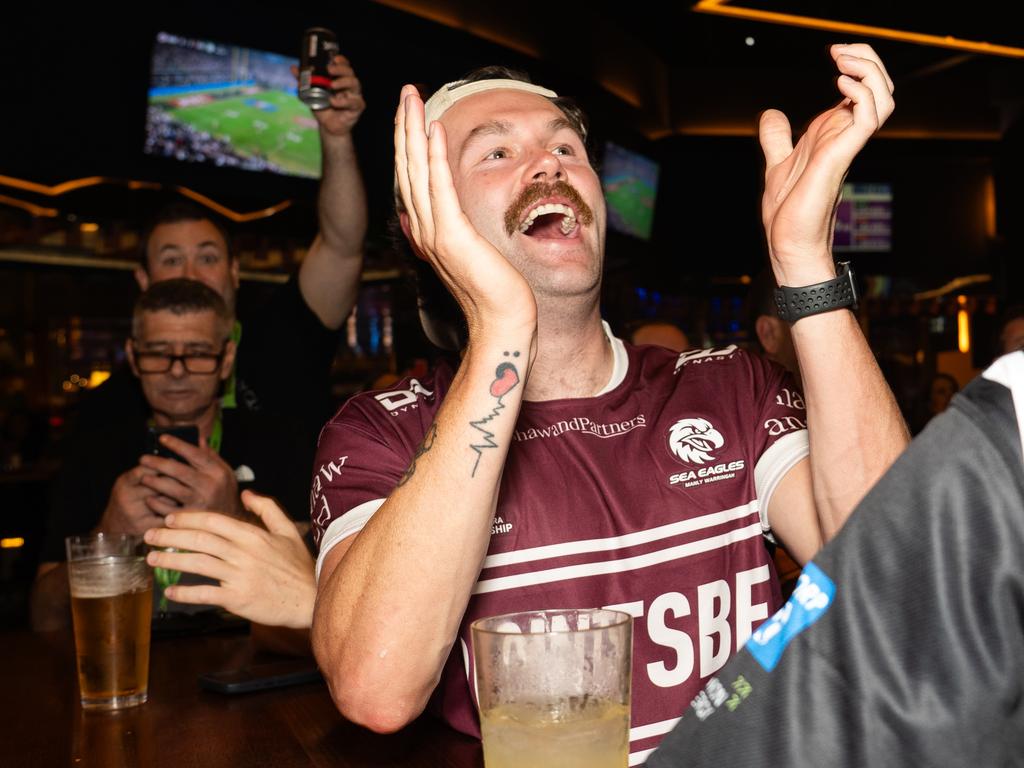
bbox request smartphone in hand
[145,425,200,464]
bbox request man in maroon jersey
[310,45,909,763]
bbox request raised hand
[759,44,895,287]
[394,85,537,336]
[311,55,365,137]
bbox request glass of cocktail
[471,608,632,768]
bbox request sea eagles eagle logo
[668,418,725,465]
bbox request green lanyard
[220,321,243,410]
[153,409,224,611]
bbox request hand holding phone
[145,425,200,464]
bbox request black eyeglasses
[131,342,227,374]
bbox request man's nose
[526,151,565,184]
[169,357,188,377]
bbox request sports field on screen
[149,86,321,178]
[601,141,659,241]
[145,32,321,179]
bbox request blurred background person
[746,267,799,386]
[910,371,960,435]
[627,319,692,352]
[998,304,1024,356]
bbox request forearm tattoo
[469,351,521,477]
[397,423,438,488]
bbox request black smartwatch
[774,262,858,324]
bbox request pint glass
[66,534,153,710]
[471,608,632,768]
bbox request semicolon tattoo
[469,351,522,477]
[397,423,438,488]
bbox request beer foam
[69,556,151,598]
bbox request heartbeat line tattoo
[469,351,521,477]
[397,423,437,487]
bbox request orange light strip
[174,187,292,223]
[0,174,293,223]
[958,310,971,353]
[913,274,991,301]
[0,193,58,217]
[693,0,1024,58]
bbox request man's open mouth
[517,201,579,238]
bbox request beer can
[299,27,340,111]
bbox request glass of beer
[66,534,153,710]
[471,608,632,768]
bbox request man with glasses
[32,279,314,628]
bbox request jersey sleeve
[308,365,451,580]
[309,406,411,580]
[744,354,809,532]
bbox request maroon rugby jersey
[311,328,809,765]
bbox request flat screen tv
[833,182,892,252]
[144,31,321,179]
[601,141,659,241]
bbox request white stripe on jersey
[482,501,761,569]
[630,716,682,741]
[630,747,656,765]
[473,522,763,595]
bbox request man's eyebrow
[136,340,215,350]
[460,119,514,154]
[547,117,577,137]
[156,240,221,255]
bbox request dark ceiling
[1,1,1022,290]
[372,0,1024,140]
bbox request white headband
[423,78,559,126]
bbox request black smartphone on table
[145,425,199,464]
[198,659,323,695]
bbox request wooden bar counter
[1,627,483,767]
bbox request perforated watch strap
[774,262,858,324]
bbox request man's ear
[398,212,428,261]
[134,266,150,291]
[125,339,140,378]
[220,338,237,382]
[755,314,781,355]
[229,256,241,289]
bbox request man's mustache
[503,180,595,237]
